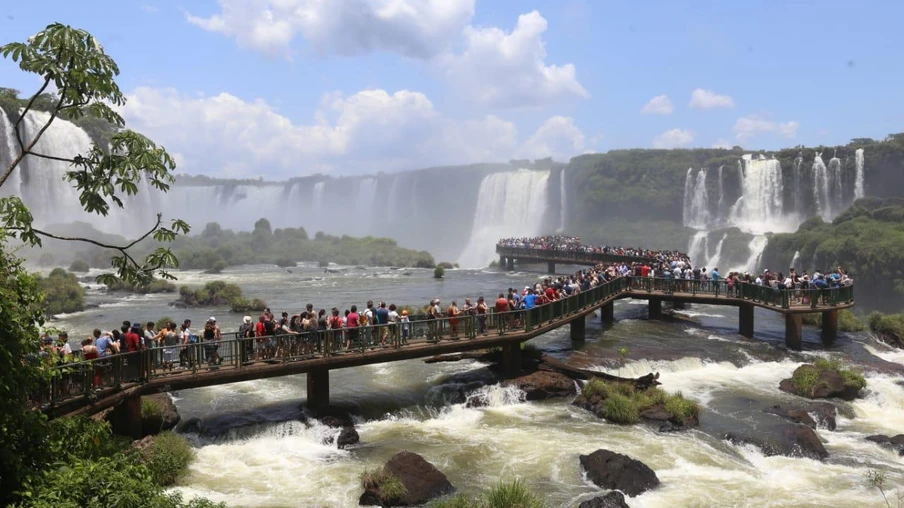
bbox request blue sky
[2,0,902,178]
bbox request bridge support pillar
[739,303,754,338]
[821,310,838,344]
[547,262,556,274]
[110,394,143,440]
[506,257,515,271]
[570,316,586,341]
[648,299,662,320]
[502,343,523,377]
[600,302,614,325]
[672,301,686,310]
[785,314,803,350]
[500,255,506,269]
[306,369,330,408]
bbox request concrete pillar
[502,343,523,377]
[500,255,505,268]
[570,316,586,341]
[506,257,515,271]
[547,261,556,274]
[600,302,614,325]
[739,303,754,338]
[821,310,838,344]
[672,301,686,310]
[306,369,330,408]
[110,395,143,440]
[785,314,803,350]
[648,298,662,320]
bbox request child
[400,310,410,345]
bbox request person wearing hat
[399,309,410,344]
[202,317,222,367]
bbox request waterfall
[792,154,804,215]
[716,165,725,219]
[458,169,550,268]
[557,169,566,232]
[854,148,865,199]
[0,107,20,197]
[311,181,324,222]
[812,152,830,220]
[828,156,843,207]
[682,169,710,228]
[355,177,377,231]
[707,232,729,270]
[728,155,783,232]
[790,250,801,270]
[732,235,768,273]
[688,231,709,267]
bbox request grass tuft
[143,431,194,486]
[361,466,408,504]
[484,478,545,508]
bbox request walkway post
[821,310,838,343]
[109,395,143,440]
[739,303,754,338]
[306,369,330,408]
[502,343,523,377]
[648,298,662,320]
[600,302,614,325]
[506,257,515,271]
[785,314,803,350]
[547,261,556,274]
[570,316,586,341]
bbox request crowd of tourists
[497,235,690,265]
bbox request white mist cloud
[641,94,673,115]
[652,128,694,149]
[733,114,799,141]
[689,88,735,109]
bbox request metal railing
[33,274,854,410]
[496,246,651,265]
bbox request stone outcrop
[765,403,837,431]
[359,451,453,506]
[579,449,660,497]
[725,423,828,460]
[579,491,630,508]
[319,413,360,449]
[141,393,181,436]
[779,366,862,401]
[503,370,577,401]
[866,434,904,456]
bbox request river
[49,263,904,507]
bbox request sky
[1,0,902,179]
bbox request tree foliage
[0,23,190,287]
[37,267,85,315]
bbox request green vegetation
[869,311,904,347]
[434,265,445,279]
[106,277,176,293]
[866,469,903,508]
[360,467,408,505]
[142,432,195,486]
[429,479,544,508]
[205,260,228,274]
[176,281,266,312]
[142,398,163,419]
[68,259,90,272]
[155,316,175,331]
[581,378,700,425]
[761,197,904,312]
[800,309,866,332]
[37,268,85,315]
[791,358,867,396]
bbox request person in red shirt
[545,286,557,301]
[124,326,141,353]
[495,293,510,329]
[346,305,360,350]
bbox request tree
[0,23,190,287]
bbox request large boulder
[866,434,904,456]
[141,394,181,436]
[359,452,453,506]
[579,449,660,497]
[504,371,577,401]
[779,366,861,401]
[579,491,630,508]
[766,403,837,431]
[725,423,828,460]
[318,413,360,449]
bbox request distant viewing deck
[35,245,854,436]
[496,245,651,271]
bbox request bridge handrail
[496,245,651,265]
[33,274,853,412]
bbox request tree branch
[0,86,67,189]
[25,152,75,164]
[12,76,52,153]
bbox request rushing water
[49,263,904,507]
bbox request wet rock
[579,449,660,497]
[865,434,904,455]
[779,366,862,401]
[316,412,361,449]
[320,415,355,429]
[579,491,630,508]
[766,403,837,431]
[725,423,828,460]
[336,427,360,449]
[504,371,576,401]
[131,435,155,452]
[359,451,454,506]
[175,416,204,434]
[140,393,181,437]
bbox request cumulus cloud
[437,11,589,108]
[689,88,735,109]
[641,94,673,115]
[711,139,733,149]
[121,86,583,177]
[652,128,694,149]
[732,114,799,141]
[514,116,585,160]
[186,0,475,58]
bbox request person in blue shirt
[522,290,537,310]
[92,329,118,357]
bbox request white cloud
[711,139,733,149]
[437,11,589,108]
[732,114,799,141]
[122,86,587,177]
[641,94,673,115]
[514,116,585,160]
[652,128,694,149]
[689,88,735,109]
[186,0,475,58]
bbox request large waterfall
[854,148,865,199]
[457,169,550,268]
[683,168,710,228]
